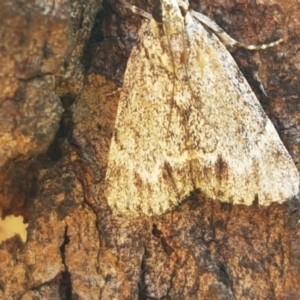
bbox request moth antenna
[119,0,151,19]
[119,0,283,50]
[191,11,283,50]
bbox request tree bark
[1,0,300,299]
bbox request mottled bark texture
[1,0,300,299]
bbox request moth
[104,0,299,216]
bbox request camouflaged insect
[104,0,299,216]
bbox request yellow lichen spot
[0,215,28,244]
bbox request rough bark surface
[1,0,300,299]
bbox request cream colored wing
[104,0,299,216]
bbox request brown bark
[1,0,300,299]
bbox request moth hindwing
[104,0,299,216]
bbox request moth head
[153,0,189,32]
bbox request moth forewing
[104,0,299,216]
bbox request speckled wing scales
[104,0,299,216]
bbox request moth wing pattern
[105,0,299,216]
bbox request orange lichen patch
[0,215,28,244]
